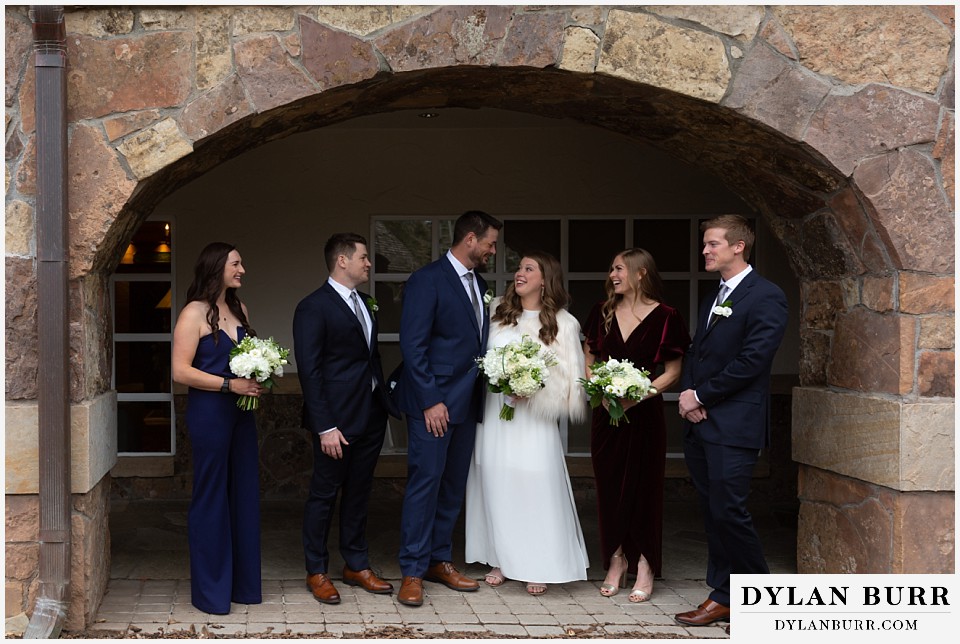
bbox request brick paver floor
[87,577,729,638]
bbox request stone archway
[5,4,953,628]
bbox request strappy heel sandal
[599,552,628,597]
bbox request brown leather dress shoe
[342,566,394,594]
[424,561,480,591]
[675,598,730,626]
[397,576,424,606]
[306,573,341,604]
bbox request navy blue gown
[186,327,262,614]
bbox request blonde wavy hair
[600,248,665,333]
[493,250,569,346]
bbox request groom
[394,210,502,606]
[676,215,788,628]
[293,232,399,604]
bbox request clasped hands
[678,389,707,423]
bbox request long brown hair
[492,250,569,345]
[184,242,255,344]
[601,248,665,333]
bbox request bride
[465,251,589,595]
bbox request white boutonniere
[711,300,733,318]
[366,297,379,313]
[483,289,494,306]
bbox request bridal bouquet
[228,335,290,411]
[580,358,656,427]
[476,334,558,421]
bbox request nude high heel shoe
[599,553,628,597]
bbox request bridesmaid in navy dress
[583,248,689,604]
[172,242,265,614]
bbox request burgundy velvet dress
[583,302,689,578]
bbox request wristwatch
[220,377,231,394]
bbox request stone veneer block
[798,465,955,573]
[103,109,163,142]
[793,387,954,492]
[775,5,952,94]
[315,5,430,38]
[828,188,891,274]
[919,315,955,350]
[805,84,940,177]
[116,118,193,180]
[898,272,954,314]
[860,275,895,313]
[300,16,380,92]
[598,10,730,103]
[560,26,599,73]
[900,400,955,488]
[723,41,831,140]
[67,124,137,279]
[646,4,764,40]
[179,75,253,142]
[918,351,955,398]
[64,7,135,37]
[192,7,233,91]
[827,308,914,394]
[801,280,843,330]
[4,199,33,257]
[233,35,317,114]
[855,150,954,275]
[4,392,118,494]
[374,5,513,71]
[65,32,193,121]
[5,13,32,107]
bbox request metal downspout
[24,5,71,639]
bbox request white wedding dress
[465,307,590,583]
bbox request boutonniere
[711,300,733,318]
[483,289,494,306]
[366,297,379,313]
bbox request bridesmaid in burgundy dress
[583,248,690,602]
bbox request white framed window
[370,214,751,457]
[110,219,176,456]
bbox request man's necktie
[350,291,370,347]
[708,284,730,328]
[465,272,482,329]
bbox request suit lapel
[702,271,757,339]
[321,282,368,347]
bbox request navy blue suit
[395,256,489,577]
[680,269,787,606]
[293,280,399,575]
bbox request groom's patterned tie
[350,291,370,347]
[465,272,482,329]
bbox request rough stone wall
[5,5,954,402]
[4,478,110,628]
[4,3,956,623]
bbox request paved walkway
[82,494,795,638]
[91,576,729,638]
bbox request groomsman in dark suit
[676,215,788,627]
[393,211,502,606]
[293,232,400,604]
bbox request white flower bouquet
[580,358,656,427]
[476,334,558,421]
[228,335,290,411]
